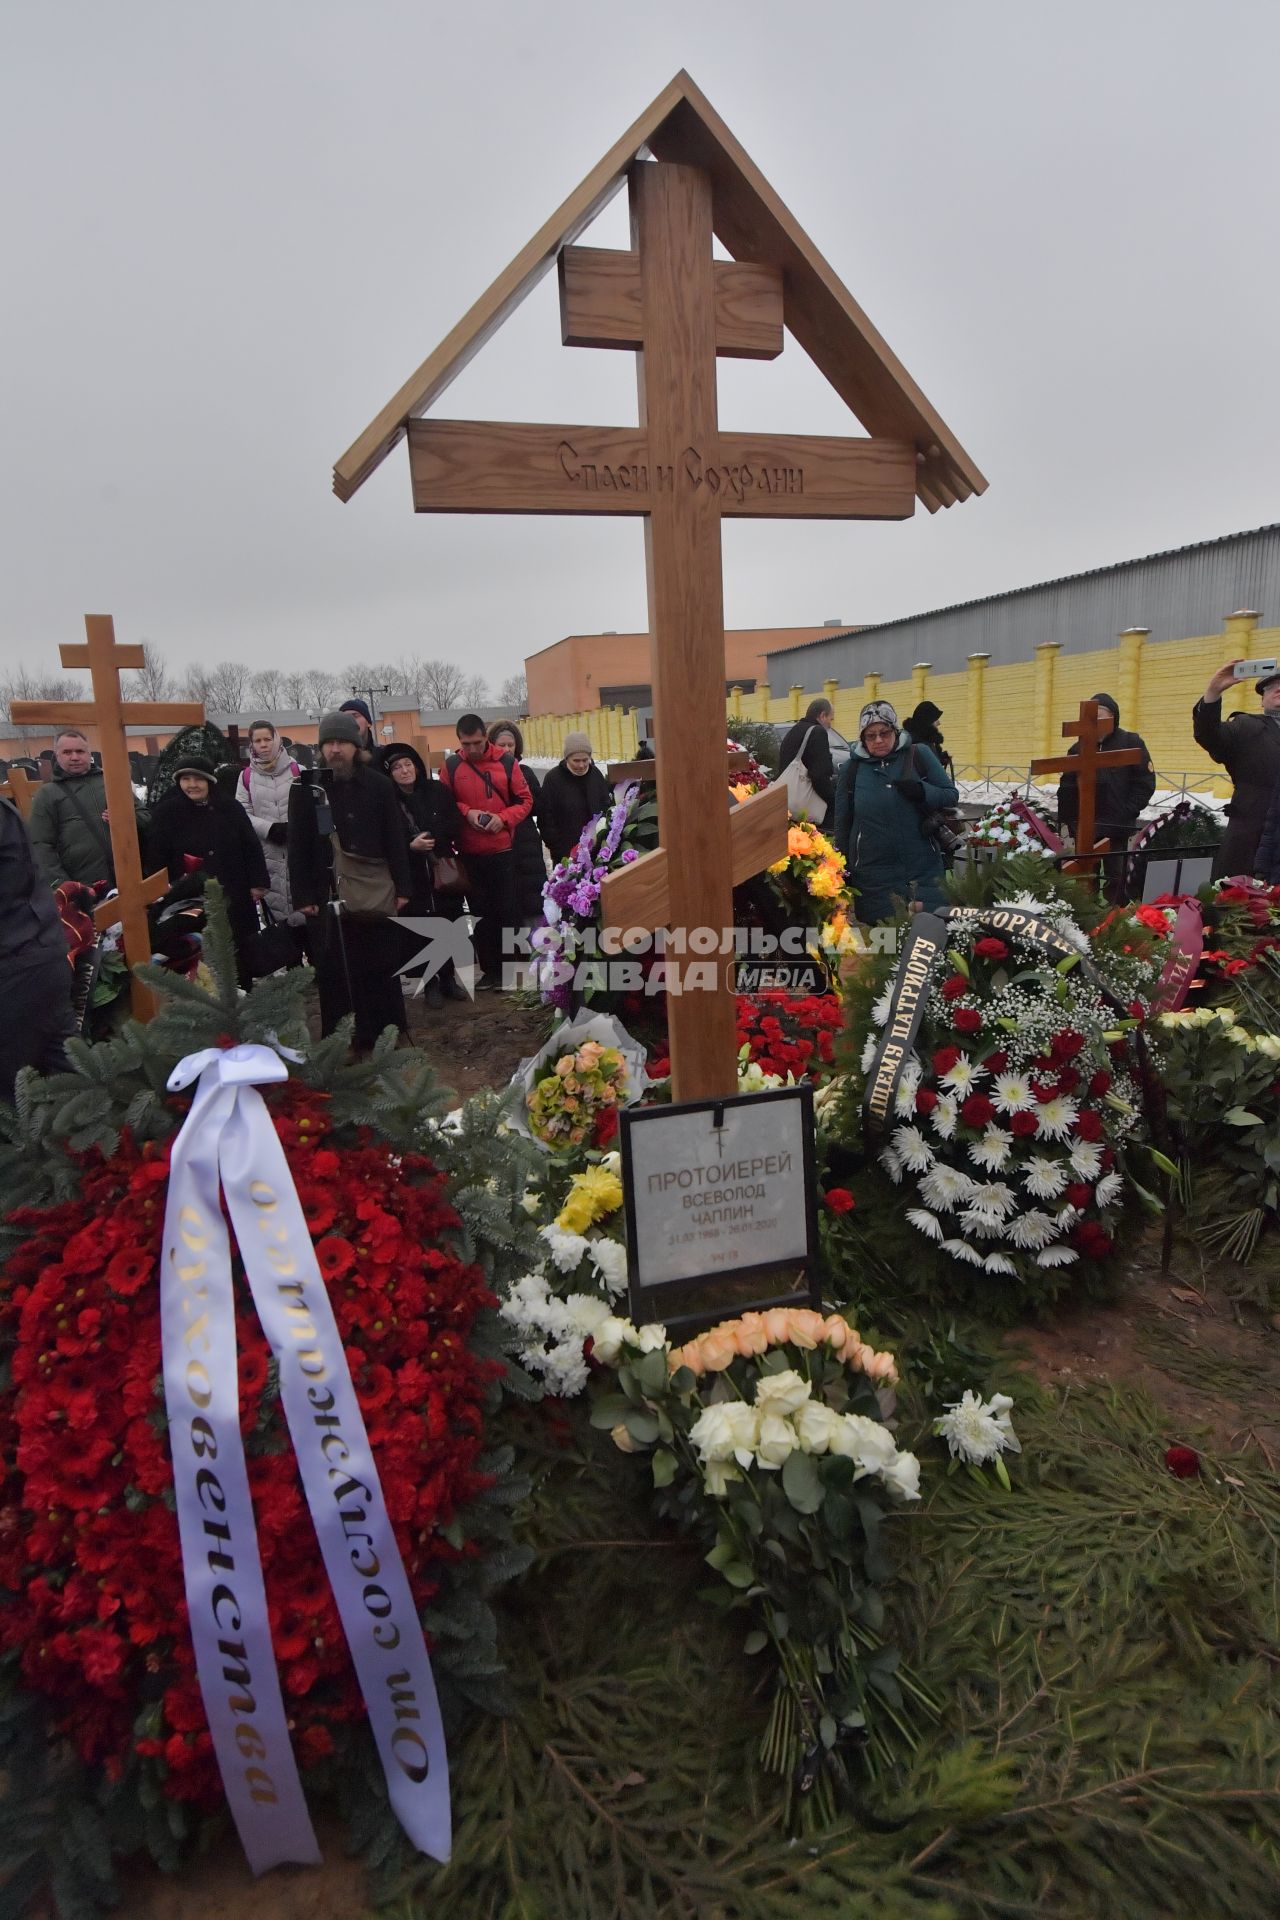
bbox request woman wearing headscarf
[147,755,269,986]
[901,700,954,780]
[382,742,468,1007]
[831,702,958,923]
[489,720,546,926]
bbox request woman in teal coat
[832,701,959,922]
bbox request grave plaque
[620,1084,819,1333]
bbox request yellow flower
[556,1163,625,1233]
[556,1192,596,1234]
[808,865,841,899]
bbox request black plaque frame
[620,1082,822,1338]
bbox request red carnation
[974,937,1008,961]
[1217,886,1250,904]
[1010,1111,1039,1137]
[1088,1069,1112,1097]
[1165,1445,1200,1480]
[1074,1109,1104,1142]
[824,1188,856,1214]
[953,1007,982,1033]
[915,1087,939,1115]
[1064,1182,1092,1210]
[1055,1067,1081,1094]
[593,1105,619,1148]
[941,975,968,1001]
[1071,1220,1114,1259]
[983,1050,1008,1074]
[1030,1079,1058,1104]
[932,1046,961,1076]
[960,1094,996,1128]
[1127,1000,1145,1020]
[1050,1030,1085,1064]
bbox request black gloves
[267,821,289,846]
[896,777,925,804]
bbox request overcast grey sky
[4,0,1278,691]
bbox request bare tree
[181,664,212,705]
[248,667,284,710]
[201,661,251,715]
[125,641,173,701]
[278,670,309,708]
[498,671,527,710]
[459,672,489,708]
[420,659,470,710]
[301,668,338,711]
[0,667,85,739]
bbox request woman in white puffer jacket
[236,722,303,923]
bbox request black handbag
[246,900,300,977]
[908,747,965,863]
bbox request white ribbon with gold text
[161,1044,451,1873]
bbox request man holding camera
[439,713,533,990]
[1193,661,1280,878]
[287,710,411,1050]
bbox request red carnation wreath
[0,1082,500,1809]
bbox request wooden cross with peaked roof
[333,72,985,1100]
[11,616,203,1020]
[1030,699,1144,874]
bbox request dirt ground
[400,983,555,1104]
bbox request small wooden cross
[11,615,203,1020]
[1029,700,1143,869]
[0,764,43,819]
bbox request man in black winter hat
[1056,692,1155,902]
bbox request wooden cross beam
[11,616,203,1020]
[0,765,42,819]
[607,747,751,784]
[1029,699,1143,870]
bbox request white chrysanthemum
[1068,1140,1104,1181]
[879,1145,904,1185]
[894,1062,923,1116]
[941,1237,986,1267]
[500,1272,552,1331]
[992,1072,1034,1114]
[969,1127,1012,1173]
[905,1206,944,1242]
[1095,1171,1124,1208]
[931,1095,959,1141]
[934,1389,1021,1464]
[860,1034,878,1074]
[1035,1246,1079,1267]
[1035,1096,1079,1142]
[966,1181,1015,1220]
[565,1293,612,1339]
[983,1252,1018,1275]
[588,1237,629,1298]
[870,986,894,1028]
[941,1056,980,1095]
[541,1344,589,1397]
[959,1207,1012,1239]
[1006,1210,1058,1250]
[540,1223,591,1273]
[919,1164,978,1211]
[892,1123,934,1173]
[1023,1155,1068,1200]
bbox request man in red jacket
[440,714,533,989]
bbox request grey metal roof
[767,521,1280,695]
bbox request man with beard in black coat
[1056,692,1155,903]
[288,712,412,1051]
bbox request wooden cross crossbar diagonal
[1028,699,1143,868]
[0,765,42,819]
[10,615,204,1020]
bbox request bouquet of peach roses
[526,1038,628,1150]
[588,1305,932,1824]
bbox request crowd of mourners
[2,656,1277,1097]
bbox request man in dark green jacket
[27,728,149,889]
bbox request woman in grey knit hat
[831,701,958,922]
[537,731,613,864]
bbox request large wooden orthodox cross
[1029,699,1144,872]
[333,73,985,1099]
[11,616,203,1019]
